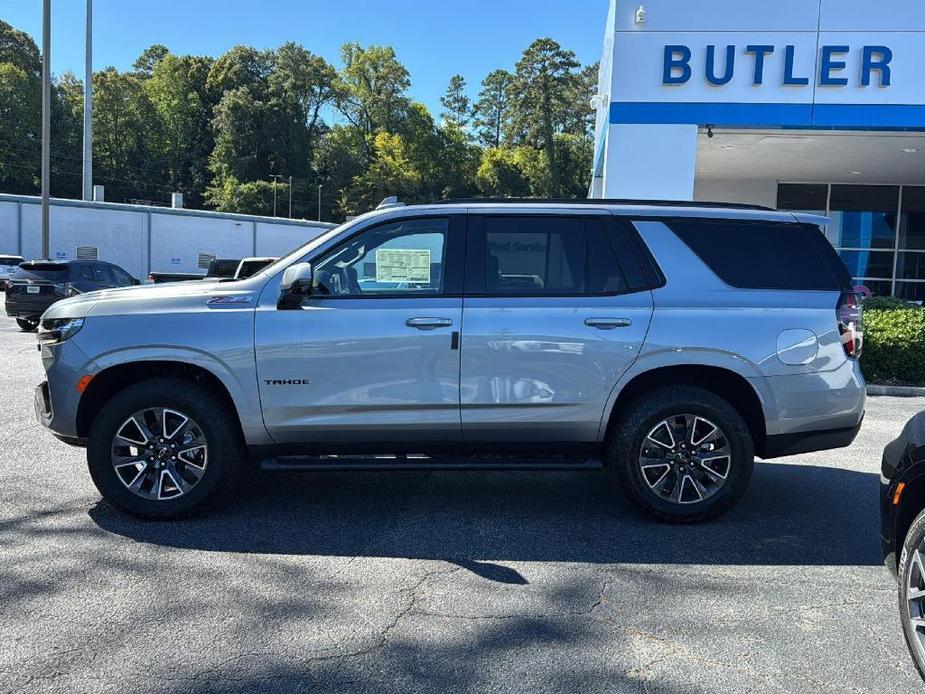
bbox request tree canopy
[0,21,596,220]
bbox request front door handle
[585,317,632,330]
[406,317,454,330]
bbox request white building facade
[591,0,925,298]
[0,194,334,280]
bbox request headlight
[37,317,85,345]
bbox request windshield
[260,212,386,278]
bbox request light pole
[41,0,51,259]
[317,184,322,221]
[270,174,283,216]
[82,0,93,201]
[288,176,293,218]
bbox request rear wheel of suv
[608,386,754,523]
[16,317,38,332]
[87,378,243,519]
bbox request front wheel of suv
[87,378,243,519]
[608,386,754,523]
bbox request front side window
[312,217,448,296]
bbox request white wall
[602,124,698,200]
[0,194,334,278]
[21,203,146,277]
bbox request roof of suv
[383,198,828,227]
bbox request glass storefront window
[899,186,925,251]
[827,185,899,249]
[896,252,925,280]
[895,281,925,302]
[777,183,827,214]
[838,250,894,279]
[853,279,893,297]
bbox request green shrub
[861,298,925,385]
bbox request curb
[867,384,925,397]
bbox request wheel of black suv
[16,317,38,332]
[608,386,754,523]
[898,508,925,679]
[87,378,243,519]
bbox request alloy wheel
[110,407,208,501]
[906,547,925,663]
[638,414,731,505]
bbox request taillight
[837,291,864,358]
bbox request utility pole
[82,0,93,201]
[270,174,283,217]
[317,184,322,221]
[41,0,51,259]
[288,176,293,218]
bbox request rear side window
[485,216,585,294]
[666,219,848,291]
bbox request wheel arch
[602,364,768,456]
[895,476,925,569]
[76,360,243,440]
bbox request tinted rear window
[0,257,23,267]
[14,263,68,282]
[667,219,848,291]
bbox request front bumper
[35,336,99,442]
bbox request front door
[256,214,465,445]
[460,213,654,443]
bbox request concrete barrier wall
[0,194,336,279]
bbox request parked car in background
[881,411,925,680]
[33,198,865,521]
[205,258,240,279]
[234,257,277,279]
[0,255,24,291]
[7,260,138,331]
[147,271,203,284]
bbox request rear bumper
[5,294,58,318]
[762,417,863,458]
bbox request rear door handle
[585,317,632,330]
[406,317,453,330]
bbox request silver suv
[34,199,866,522]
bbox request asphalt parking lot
[0,318,922,693]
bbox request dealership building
[591,0,925,298]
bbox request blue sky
[3,0,607,116]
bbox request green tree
[472,69,512,148]
[336,43,411,137]
[0,19,40,76]
[51,71,84,198]
[205,45,274,99]
[475,147,530,197]
[145,54,214,204]
[342,131,418,215]
[440,74,470,128]
[507,38,583,196]
[0,62,39,193]
[208,86,263,182]
[92,67,160,201]
[132,44,170,77]
[267,42,339,177]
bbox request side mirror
[278,262,312,309]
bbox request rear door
[460,212,654,443]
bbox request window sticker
[375,249,431,283]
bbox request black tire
[87,378,243,519]
[16,317,38,332]
[898,507,925,680]
[607,385,754,523]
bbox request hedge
[861,297,925,386]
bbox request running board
[259,454,605,472]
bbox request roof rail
[429,198,775,212]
